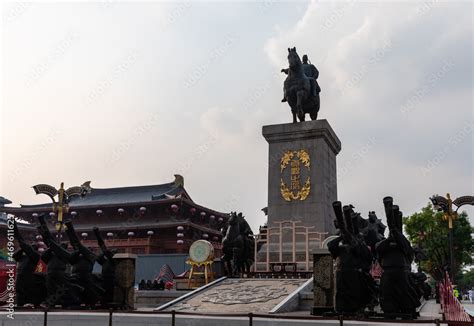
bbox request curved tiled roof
[0,213,36,230]
[1,175,228,217]
[0,197,12,206]
[74,182,184,206]
[20,182,186,209]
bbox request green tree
[455,268,474,291]
[404,203,473,281]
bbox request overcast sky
[1,0,473,232]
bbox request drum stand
[186,259,214,288]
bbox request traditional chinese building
[0,175,227,257]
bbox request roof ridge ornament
[174,174,184,187]
[0,196,12,206]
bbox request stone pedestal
[113,253,137,309]
[262,120,341,234]
[312,249,334,315]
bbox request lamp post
[33,181,91,241]
[430,194,474,279]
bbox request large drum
[189,240,214,263]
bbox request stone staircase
[297,289,314,312]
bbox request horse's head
[287,47,302,70]
[223,212,241,244]
[228,211,241,225]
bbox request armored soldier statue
[94,227,117,306]
[65,221,105,306]
[13,222,46,307]
[37,215,82,308]
[364,211,386,255]
[302,55,321,96]
[376,197,420,316]
[328,202,374,313]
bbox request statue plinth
[262,120,341,234]
[312,249,334,314]
[113,253,137,309]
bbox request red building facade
[0,175,226,257]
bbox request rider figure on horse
[282,54,320,102]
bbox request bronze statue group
[13,214,117,309]
[328,196,431,318]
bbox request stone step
[298,290,314,311]
[297,287,314,311]
[299,291,313,300]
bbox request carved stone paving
[167,279,306,313]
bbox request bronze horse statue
[283,47,320,123]
[221,212,254,277]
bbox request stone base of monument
[263,119,341,233]
[254,242,323,272]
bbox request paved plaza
[0,301,446,326]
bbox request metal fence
[438,272,472,323]
[253,220,327,272]
[3,309,474,326]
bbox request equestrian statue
[221,212,255,277]
[282,47,321,123]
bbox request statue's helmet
[302,54,308,62]
[368,211,377,222]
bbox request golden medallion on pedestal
[280,149,311,201]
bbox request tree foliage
[455,268,474,291]
[403,203,473,281]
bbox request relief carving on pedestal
[280,149,311,201]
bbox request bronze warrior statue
[281,48,321,123]
[328,202,375,313]
[93,226,117,306]
[14,213,122,309]
[37,214,83,308]
[376,197,420,316]
[13,221,46,307]
[65,221,105,306]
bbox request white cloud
[1,1,472,232]
[264,0,473,222]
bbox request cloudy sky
[1,0,473,231]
